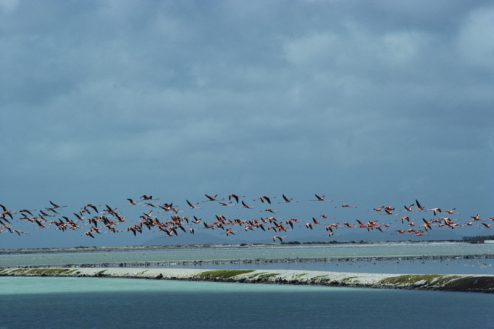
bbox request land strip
[1,267,493,293]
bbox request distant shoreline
[0,239,481,255]
[6,253,494,270]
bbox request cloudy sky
[1,0,493,247]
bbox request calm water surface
[2,243,494,274]
[0,277,493,329]
[1,242,493,267]
[172,257,494,274]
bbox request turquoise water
[2,243,493,267]
[1,277,493,329]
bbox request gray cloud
[1,0,493,247]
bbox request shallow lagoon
[2,242,494,267]
[1,277,493,329]
[176,257,494,274]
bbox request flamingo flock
[1,195,493,242]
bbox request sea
[1,277,493,329]
[1,242,494,328]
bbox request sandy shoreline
[1,267,493,293]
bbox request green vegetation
[444,277,494,291]
[11,268,75,276]
[292,273,308,279]
[311,275,328,280]
[198,270,253,280]
[341,276,358,283]
[249,272,279,280]
[432,275,460,286]
[381,274,442,285]
[381,274,494,292]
